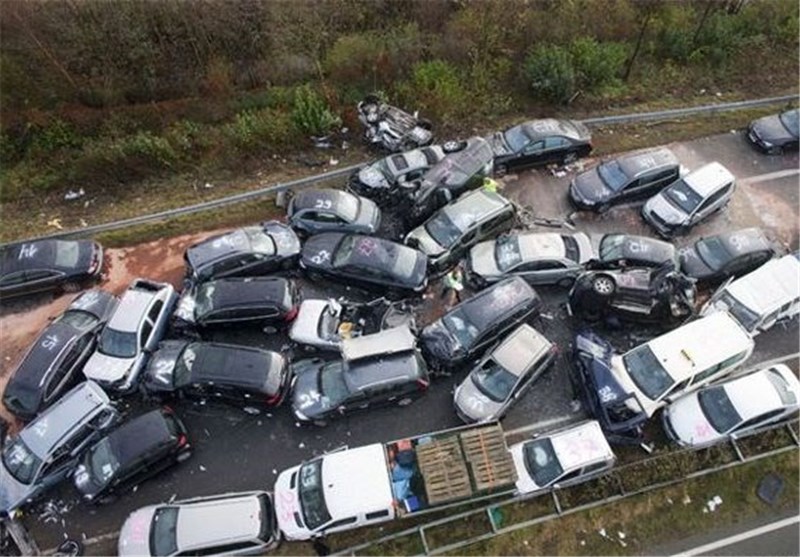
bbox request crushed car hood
[487,132,510,156]
[290,300,338,350]
[406,227,445,258]
[421,321,459,365]
[468,241,501,279]
[645,195,686,225]
[453,375,503,422]
[356,164,390,190]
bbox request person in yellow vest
[482,176,501,193]
[441,266,465,307]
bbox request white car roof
[725,254,800,314]
[176,493,263,549]
[641,312,753,384]
[107,288,155,332]
[322,444,394,520]
[492,324,552,376]
[341,325,416,362]
[684,162,735,196]
[550,421,614,471]
[515,233,568,260]
[722,365,800,422]
[444,190,510,232]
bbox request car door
[23,269,64,295]
[542,137,572,165]
[515,140,545,169]
[632,168,676,200]
[0,271,30,297]
[43,335,93,407]
[693,184,732,224]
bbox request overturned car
[289,297,416,351]
[568,266,696,325]
[357,95,433,153]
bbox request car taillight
[417,378,430,391]
[178,434,188,447]
[284,305,299,322]
[266,392,282,405]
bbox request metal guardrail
[331,419,799,556]
[2,94,796,249]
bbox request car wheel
[556,277,575,288]
[563,152,578,165]
[592,275,616,296]
[442,140,466,153]
[397,397,414,407]
[62,281,82,293]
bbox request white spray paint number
[18,244,39,259]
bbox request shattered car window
[622,345,674,401]
[664,180,703,214]
[495,236,522,272]
[522,438,563,487]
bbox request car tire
[592,275,616,296]
[417,118,433,131]
[62,281,82,293]
[556,277,575,288]
[563,152,578,165]
[397,397,414,407]
[442,140,466,153]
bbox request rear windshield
[664,180,702,214]
[151,507,179,556]
[697,386,741,434]
[472,360,516,403]
[718,292,759,332]
[495,236,522,272]
[522,438,563,487]
[88,437,120,488]
[54,241,80,268]
[1,437,41,484]
[597,160,629,192]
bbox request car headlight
[761,139,773,147]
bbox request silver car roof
[341,325,416,362]
[491,324,552,376]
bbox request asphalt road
[11,129,800,555]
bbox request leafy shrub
[325,32,383,90]
[397,60,466,120]
[291,85,341,137]
[223,108,298,152]
[569,37,627,92]
[30,119,84,155]
[523,44,575,103]
[164,120,209,156]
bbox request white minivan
[701,253,800,335]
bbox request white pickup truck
[274,422,518,540]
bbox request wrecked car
[348,143,468,204]
[568,266,696,325]
[357,95,433,153]
[588,233,678,270]
[290,326,429,426]
[286,189,381,237]
[289,296,416,351]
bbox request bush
[291,85,341,137]
[224,108,298,152]
[29,119,84,155]
[523,45,575,103]
[569,37,627,92]
[397,60,466,121]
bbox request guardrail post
[419,526,431,556]
[731,437,745,462]
[786,423,799,446]
[551,489,563,515]
[486,506,499,533]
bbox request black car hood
[752,115,795,143]
[143,340,189,393]
[678,246,714,279]
[572,169,611,203]
[291,360,332,420]
[300,233,343,271]
[574,330,632,403]
[420,321,460,365]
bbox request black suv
[290,326,429,426]
[73,408,191,503]
[143,340,291,407]
[3,289,117,421]
[420,277,542,373]
[173,277,299,333]
[568,266,696,326]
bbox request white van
[701,254,800,335]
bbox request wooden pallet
[459,425,518,491]
[416,436,472,504]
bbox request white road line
[676,515,799,556]
[740,168,800,186]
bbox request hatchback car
[406,136,495,225]
[0,381,119,515]
[173,276,299,333]
[509,421,615,496]
[300,233,428,296]
[642,162,736,238]
[421,277,542,373]
[118,490,280,556]
[83,278,177,393]
[573,311,753,442]
[405,189,517,274]
[357,95,433,152]
[746,108,799,154]
[348,143,466,203]
[568,266,696,325]
[589,233,677,270]
[184,221,300,283]
[0,239,104,300]
[3,289,118,421]
[488,118,592,175]
[287,189,381,236]
[143,340,290,407]
[73,408,191,502]
[466,231,594,288]
[663,364,800,448]
[569,147,682,212]
[678,227,776,286]
[291,326,429,425]
[453,324,556,422]
[289,297,415,351]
